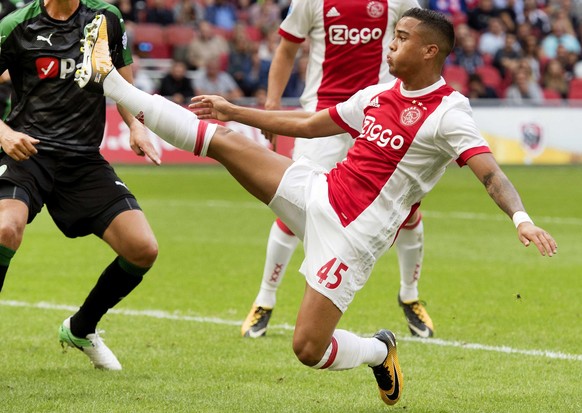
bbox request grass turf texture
[0,164,580,413]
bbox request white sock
[395,219,424,302]
[312,329,387,370]
[103,69,217,156]
[255,221,300,308]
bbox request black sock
[0,265,8,293]
[0,245,16,293]
[70,257,150,337]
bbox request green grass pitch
[0,164,580,413]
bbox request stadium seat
[442,65,468,94]
[133,24,171,59]
[568,78,582,100]
[212,25,234,41]
[164,24,197,61]
[450,12,468,27]
[219,53,230,71]
[543,88,562,100]
[245,26,263,42]
[475,65,502,94]
[165,24,196,47]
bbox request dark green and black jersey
[0,0,132,153]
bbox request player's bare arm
[0,120,40,161]
[117,66,161,165]
[263,38,302,144]
[266,38,301,111]
[190,95,344,138]
[466,152,557,257]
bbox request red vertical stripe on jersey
[317,0,388,111]
[327,81,456,226]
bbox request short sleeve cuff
[456,146,491,167]
[329,106,360,138]
[278,28,305,43]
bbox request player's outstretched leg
[76,17,217,156]
[59,317,122,370]
[370,330,403,406]
[75,14,113,93]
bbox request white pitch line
[2,299,581,362]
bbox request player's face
[387,17,427,79]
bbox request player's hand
[189,95,234,122]
[129,120,161,166]
[0,129,39,161]
[262,99,281,150]
[517,222,557,257]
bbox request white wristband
[512,211,534,228]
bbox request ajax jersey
[279,0,419,111]
[327,79,491,252]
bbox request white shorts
[292,132,354,171]
[269,158,376,313]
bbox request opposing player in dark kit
[0,1,160,370]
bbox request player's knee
[292,336,326,367]
[126,238,159,268]
[0,219,25,250]
[140,239,159,267]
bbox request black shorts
[0,150,141,238]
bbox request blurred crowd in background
[3,0,582,105]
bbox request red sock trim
[402,212,422,230]
[392,205,420,247]
[275,218,295,236]
[194,121,209,156]
[320,336,338,369]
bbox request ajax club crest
[367,1,385,18]
[400,106,422,126]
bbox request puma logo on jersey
[37,33,54,46]
[326,7,340,17]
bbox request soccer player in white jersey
[243,0,434,340]
[76,9,557,405]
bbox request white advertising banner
[473,106,582,165]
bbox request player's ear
[423,44,439,60]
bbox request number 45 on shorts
[316,258,348,289]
